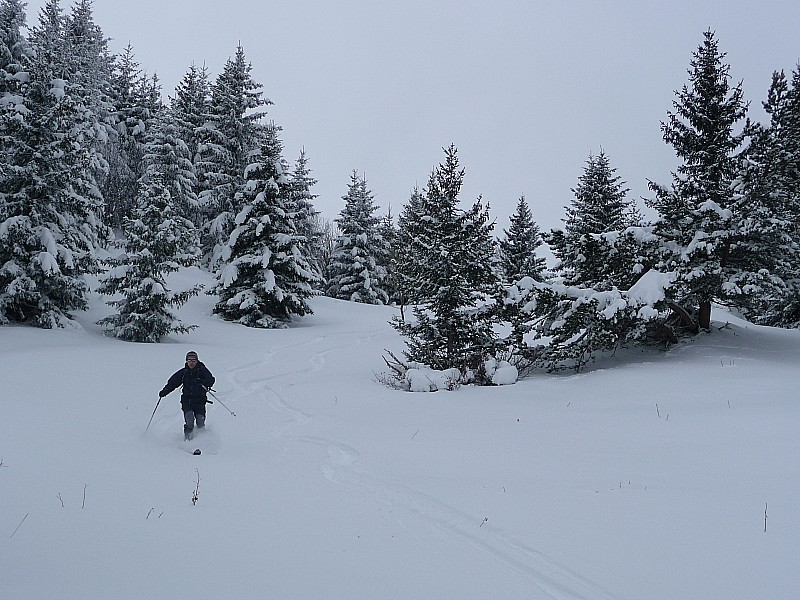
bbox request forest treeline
[1,1,798,384]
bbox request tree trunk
[699,299,712,330]
[668,302,699,335]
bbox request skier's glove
[159,390,168,398]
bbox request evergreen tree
[63,0,114,115]
[0,1,110,327]
[391,145,500,378]
[61,0,116,194]
[27,0,66,77]
[393,186,427,306]
[198,44,268,264]
[103,43,156,228]
[139,106,198,223]
[648,30,747,332]
[0,0,31,160]
[96,175,200,342]
[496,196,547,357]
[0,0,28,77]
[287,148,323,283]
[326,171,389,304]
[498,196,546,284]
[728,68,800,326]
[170,62,211,223]
[552,150,640,289]
[377,207,398,303]
[771,66,800,325]
[505,272,665,373]
[211,125,317,328]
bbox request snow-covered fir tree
[139,106,198,223]
[170,62,212,225]
[0,1,111,327]
[211,125,318,328]
[728,67,800,327]
[392,186,427,307]
[62,0,114,123]
[648,30,747,332]
[377,207,399,303]
[0,0,28,79]
[103,43,158,228]
[502,265,668,373]
[0,0,32,322]
[498,195,546,284]
[326,171,389,305]
[197,44,268,265]
[391,146,501,380]
[496,196,548,357]
[550,150,642,289]
[96,175,200,342]
[61,0,116,197]
[287,148,324,285]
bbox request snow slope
[2,267,798,599]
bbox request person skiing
[159,351,216,440]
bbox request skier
[159,351,216,440]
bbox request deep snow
[2,266,798,599]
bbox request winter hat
[186,351,199,361]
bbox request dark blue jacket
[161,361,215,403]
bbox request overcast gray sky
[22,0,800,232]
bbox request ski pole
[145,395,163,434]
[205,387,236,417]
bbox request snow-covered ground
[2,267,798,599]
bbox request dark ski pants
[182,400,206,433]
[184,410,205,433]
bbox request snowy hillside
[2,267,798,599]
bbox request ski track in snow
[302,436,619,600]
[224,328,621,600]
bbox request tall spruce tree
[377,208,398,303]
[170,62,211,225]
[139,106,199,223]
[648,30,747,332]
[552,150,640,289]
[391,145,500,378]
[773,64,800,328]
[198,45,268,264]
[96,175,200,342]
[498,196,546,284]
[326,171,389,304]
[211,125,317,328]
[103,43,156,228]
[728,67,800,327]
[288,149,323,284]
[0,0,27,79]
[393,186,427,306]
[0,0,111,327]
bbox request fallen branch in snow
[382,349,408,378]
[377,349,412,390]
[192,470,201,506]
